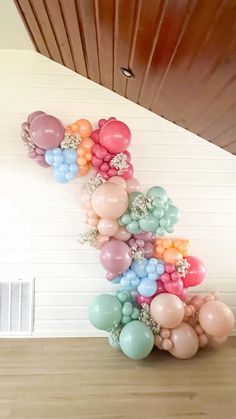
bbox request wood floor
[0,338,235,419]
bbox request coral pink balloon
[199,301,234,337]
[126,178,141,193]
[97,218,119,237]
[182,256,206,288]
[150,293,185,329]
[113,226,131,241]
[91,182,128,219]
[100,239,132,275]
[30,114,64,150]
[136,293,154,306]
[169,322,199,359]
[164,279,184,295]
[99,120,131,153]
[108,176,127,189]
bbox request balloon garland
[21,111,235,360]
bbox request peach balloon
[163,247,183,264]
[94,234,109,249]
[108,176,127,189]
[199,301,234,337]
[79,165,90,176]
[91,182,128,219]
[113,226,131,241]
[126,178,141,193]
[150,293,185,329]
[210,335,228,345]
[169,322,199,359]
[82,137,94,150]
[76,119,92,138]
[97,218,119,236]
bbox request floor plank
[0,338,235,418]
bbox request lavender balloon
[30,114,64,150]
[100,239,132,275]
[128,232,154,259]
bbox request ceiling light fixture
[120,67,135,78]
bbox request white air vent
[0,279,34,336]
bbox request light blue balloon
[52,148,62,155]
[139,215,158,232]
[146,186,168,202]
[54,170,67,183]
[166,205,180,224]
[126,221,141,234]
[156,262,165,275]
[44,150,54,165]
[131,259,148,278]
[70,163,79,174]
[53,154,64,167]
[147,272,158,281]
[146,264,156,274]
[59,163,69,173]
[112,276,122,284]
[63,148,77,164]
[119,320,154,360]
[126,271,136,281]
[137,278,157,297]
[65,171,75,181]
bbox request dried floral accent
[138,303,160,334]
[87,174,105,194]
[130,248,144,263]
[130,193,151,219]
[110,153,129,174]
[176,259,191,278]
[78,228,97,247]
[61,133,81,149]
[109,325,122,345]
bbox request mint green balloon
[89,294,122,331]
[126,221,141,234]
[139,215,158,232]
[121,213,132,225]
[119,320,154,360]
[166,205,180,224]
[159,216,170,228]
[152,207,164,218]
[156,226,166,236]
[146,186,168,203]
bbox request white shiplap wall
[0,50,236,337]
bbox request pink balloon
[99,120,131,153]
[150,293,185,329]
[136,293,154,306]
[126,178,141,193]
[164,279,184,295]
[97,218,119,237]
[113,226,131,241]
[182,256,205,288]
[91,182,128,219]
[199,301,234,337]
[169,322,199,359]
[108,176,127,189]
[121,163,133,180]
[30,114,64,150]
[27,110,45,124]
[100,239,132,275]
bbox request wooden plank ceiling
[15,0,236,154]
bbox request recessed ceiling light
[120,67,135,78]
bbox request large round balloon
[89,294,122,331]
[100,239,132,275]
[150,293,184,329]
[99,120,131,153]
[119,320,154,360]
[182,256,205,288]
[199,301,234,337]
[30,114,64,150]
[169,322,199,359]
[92,182,128,219]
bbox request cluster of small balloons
[154,237,190,264]
[45,148,78,183]
[91,117,133,180]
[119,186,180,236]
[89,291,234,360]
